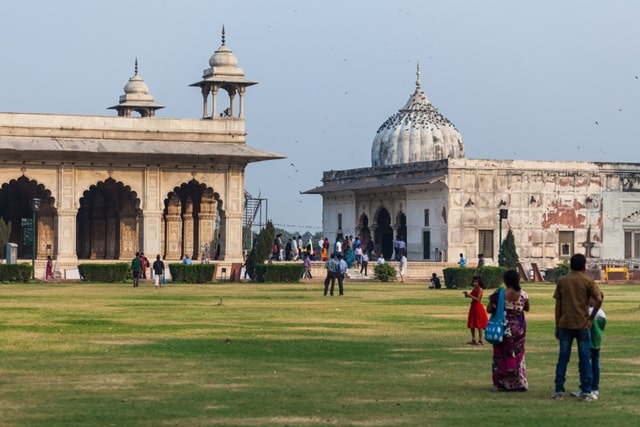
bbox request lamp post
[30,198,41,279]
[498,208,508,267]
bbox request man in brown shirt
[552,253,602,401]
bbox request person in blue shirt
[336,253,348,296]
[458,253,466,267]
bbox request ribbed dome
[371,65,464,166]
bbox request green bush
[545,260,571,283]
[0,263,32,282]
[444,266,508,289]
[475,266,508,289]
[78,263,130,282]
[374,263,397,282]
[253,263,304,283]
[168,263,216,283]
[442,267,476,289]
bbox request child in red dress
[464,276,489,345]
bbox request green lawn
[0,281,638,426]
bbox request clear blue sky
[2,1,639,233]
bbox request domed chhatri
[371,64,464,166]
[190,26,257,119]
[108,58,164,117]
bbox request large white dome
[371,66,464,166]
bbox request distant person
[322,237,329,261]
[478,253,485,267]
[366,238,375,258]
[399,251,408,282]
[430,273,441,289]
[487,270,530,391]
[140,253,149,279]
[335,238,343,256]
[131,252,142,287]
[302,252,313,280]
[45,255,55,281]
[285,238,293,260]
[360,252,369,276]
[377,254,385,265]
[182,254,192,265]
[354,245,363,268]
[323,253,339,296]
[571,292,606,399]
[552,253,602,401]
[292,237,299,261]
[336,253,347,296]
[458,253,466,267]
[463,276,488,345]
[153,255,165,289]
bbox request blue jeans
[591,348,601,392]
[555,328,592,393]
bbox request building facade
[306,66,640,270]
[0,31,283,277]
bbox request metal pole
[31,207,36,279]
[499,216,503,267]
[30,198,40,280]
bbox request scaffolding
[242,191,267,253]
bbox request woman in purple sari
[487,270,530,391]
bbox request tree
[244,220,276,280]
[502,229,519,269]
[0,218,11,259]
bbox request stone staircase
[346,267,373,281]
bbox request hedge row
[78,263,130,282]
[0,263,32,282]
[168,263,217,283]
[253,263,304,283]
[443,266,507,289]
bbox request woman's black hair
[503,270,521,291]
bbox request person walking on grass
[302,252,313,280]
[552,253,602,402]
[360,252,369,276]
[336,253,347,296]
[153,254,165,289]
[399,250,408,282]
[131,252,142,288]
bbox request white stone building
[0,31,283,277]
[306,66,640,270]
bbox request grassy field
[0,280,638,426]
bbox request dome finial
[416,61,421,88]
[134,57,139,76]
[221,25,226,46]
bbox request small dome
[371,65,464,166]
[108,58,164,117]
[209,44,239,68]
[123,58,149,94]
[209,26,239,68]
[124,73,149,95]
